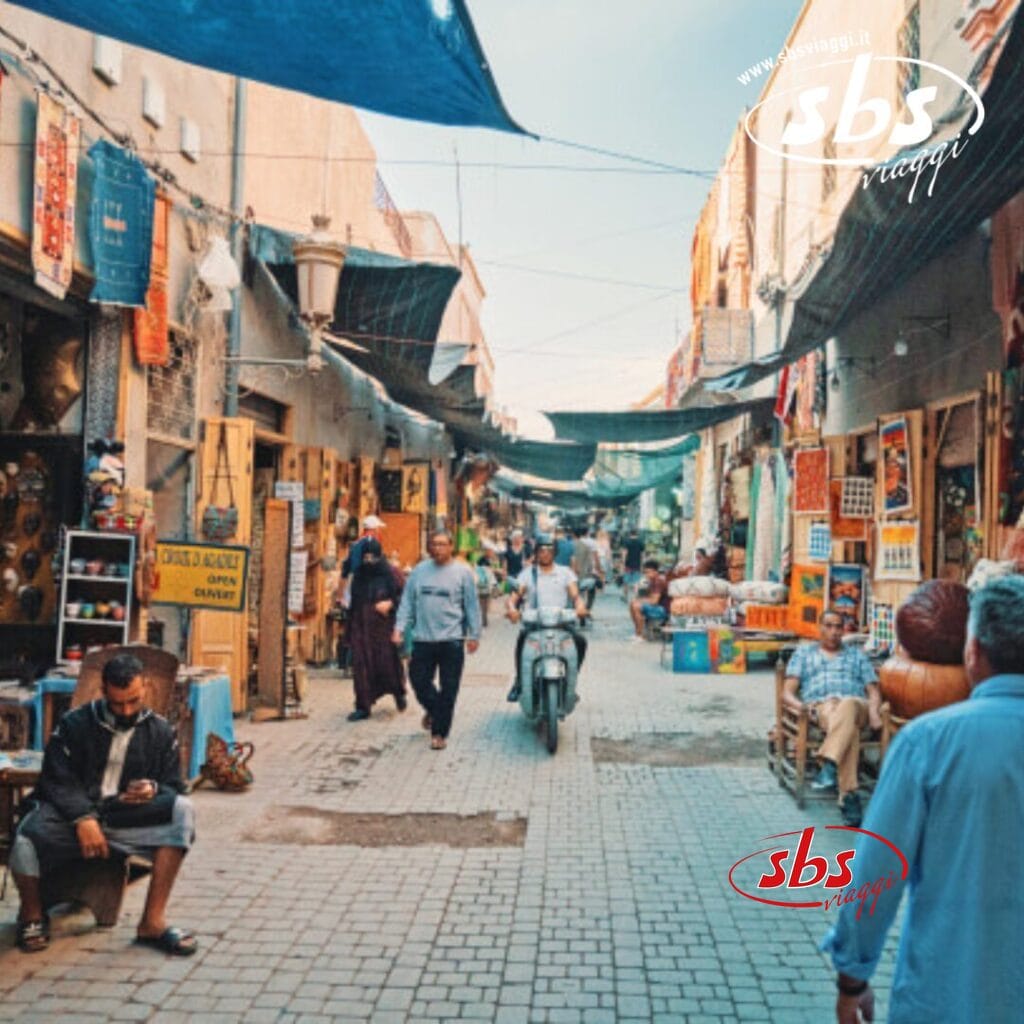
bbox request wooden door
[256,498,290,714]
[190,417,254,711]
[380,512,424,570]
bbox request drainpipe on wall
[224,77,247,417]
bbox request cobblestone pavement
[1,591,900,1022]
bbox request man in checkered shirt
[783,609,882,825]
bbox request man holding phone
[10,654,197,955]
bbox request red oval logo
[728,826,908,911]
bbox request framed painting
[880,417,913,514]
[827,563,865,631]
[788,563,827,638]
[793,447,830,514]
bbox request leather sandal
[134,926,199,956]
[16,917,49,953]
[430,735,447,750]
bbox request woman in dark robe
[346,538,407,721]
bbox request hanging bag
[201,423,239,542]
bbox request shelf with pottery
[56,529,136,662]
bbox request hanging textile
[776,453,792,580]
[751,454,777,581]
[133,191,171,365]
[31,93,80,300]
[10,0,526,134]
[88,140,156,306]
[698,435,719,542]
[794,352,817,433]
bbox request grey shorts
[9,797,196,878]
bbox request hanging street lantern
[292,214,346,372]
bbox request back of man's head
[642,559,660,573]
[102,653,144,689]
[966,576,1024,682]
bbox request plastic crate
[744,604,789,630]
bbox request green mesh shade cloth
[544,399,775,443]
[254,225,596,482]
[587,434,700,500]
[705,11,1024,393]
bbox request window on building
[238,391,288,435]
[897,4,921,100]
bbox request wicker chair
[39,645,181,927]
[771,659,885,809]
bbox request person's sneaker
[506,680,521,703]
[627,634,645,643]
[810,759,839,792]
[347,708,370,722]
[840,791,863,827]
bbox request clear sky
[361,0,804,438]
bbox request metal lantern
[293,214,345,331]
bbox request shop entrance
[0,292,86,677]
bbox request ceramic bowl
[103,563,120,577]
[110,604,126,622]
[79,602,95,619]
[85,559,105,576]
[69,558,87,574]
[65,601,82,618]
[86,645,103,654]
[94,601,111,618]
[65,645,83,661]
[116,562,131,577]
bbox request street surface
[1,592,899,1022]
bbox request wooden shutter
[189,416,254,712]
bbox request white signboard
[288,550,308,615]
[274,481,305,548]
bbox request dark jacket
[33,700,185,823]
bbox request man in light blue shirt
[393,529,480,751]
[820,576,1024,1023]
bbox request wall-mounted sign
[151,541,249,611]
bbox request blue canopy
[11,0,526,134]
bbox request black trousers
[409,640,465,739]
[514,630,587,682]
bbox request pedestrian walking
[475,554,497,627]
[346,538,407,721]
[820,576,1024,1023]
[393,530,481,750]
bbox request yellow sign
[151,541,250,611]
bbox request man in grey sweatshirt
[393,530,481,750]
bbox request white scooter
[517,606,580,754]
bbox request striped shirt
[786,643,877,703]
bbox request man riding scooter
[506,534,589,702]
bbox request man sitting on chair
[783,610,882,826]
[628,560,669,642]
[10,653,197,955]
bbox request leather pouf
[895,580,969,665]
[878,652,970,719]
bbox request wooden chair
[39,645,181,927]
[772,659,884,808]
[880,703,908,759]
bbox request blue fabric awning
[11,0,527,133]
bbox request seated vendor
[782,610,882,826]
[629,560,669,642]
[10,654,197,955]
